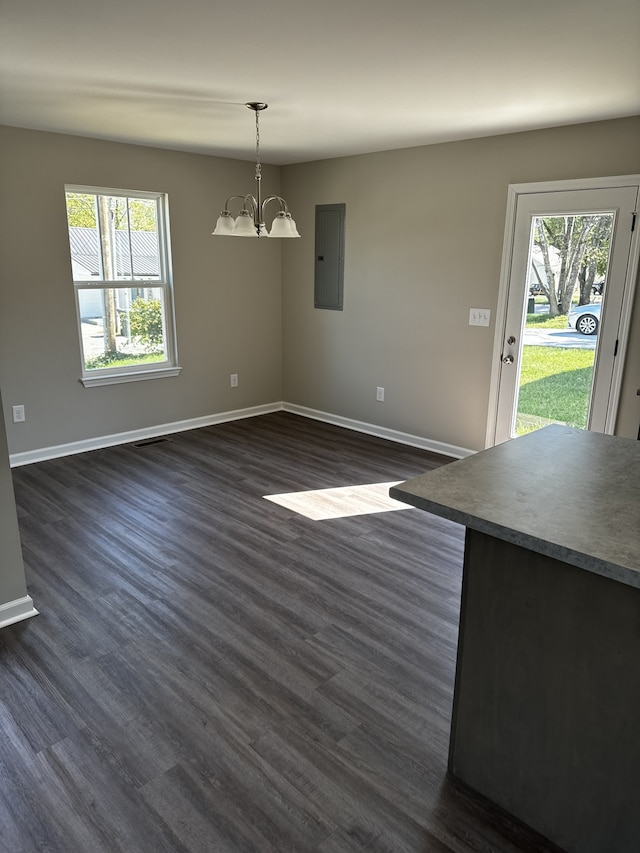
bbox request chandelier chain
[255,110,261,179]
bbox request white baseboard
[0,595,38,629]
[282,403,474,459]
[9,403,283,467]
[9,401,474,467]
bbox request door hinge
[614,338,619,357]
[632,212,637,233]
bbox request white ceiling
[1,0,639,165]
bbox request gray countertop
[390,425,640,589]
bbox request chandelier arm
[243,194,258,213]
[261,196,290,216]
[221,195,258,214]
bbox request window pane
[66,192,161,282]
[111,196,161,280]
[78,287,167,371]
[515,213,612,436]
[67,193,100,281]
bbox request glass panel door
[491,183,638,445]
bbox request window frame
[65,184,181,388]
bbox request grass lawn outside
[515,303,595,433]
[85,352,165,370]
[517,345,595,433]
[525,313,568,329]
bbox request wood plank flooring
[3,413,564,852]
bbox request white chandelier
[212,103,300,239]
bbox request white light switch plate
[469,308,491,327]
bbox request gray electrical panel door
[314,204,345,310]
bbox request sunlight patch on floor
[263,481,411,520]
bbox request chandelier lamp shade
[212,103,300,238]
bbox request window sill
[81,366,182,388]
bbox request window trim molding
[80,365,182,388]
[65,184,180,386]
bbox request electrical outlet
[376,386,385,402]
[12,404,25,423]
[230,373,238,388]
[469,308,491,327]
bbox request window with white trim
[64,185,180,387]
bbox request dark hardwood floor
[3,413,562,852]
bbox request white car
[567,302,601,335]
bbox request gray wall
[281,117,640,450]
[0,126,283,455]
[1,119,639,460]
[0,390,29,604]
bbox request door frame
[486,175,640,448]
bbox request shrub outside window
[65,186,180,387]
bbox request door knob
[502,355,514,364]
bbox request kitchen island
[390,425,640,853]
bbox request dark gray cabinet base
[449,529,640,853]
